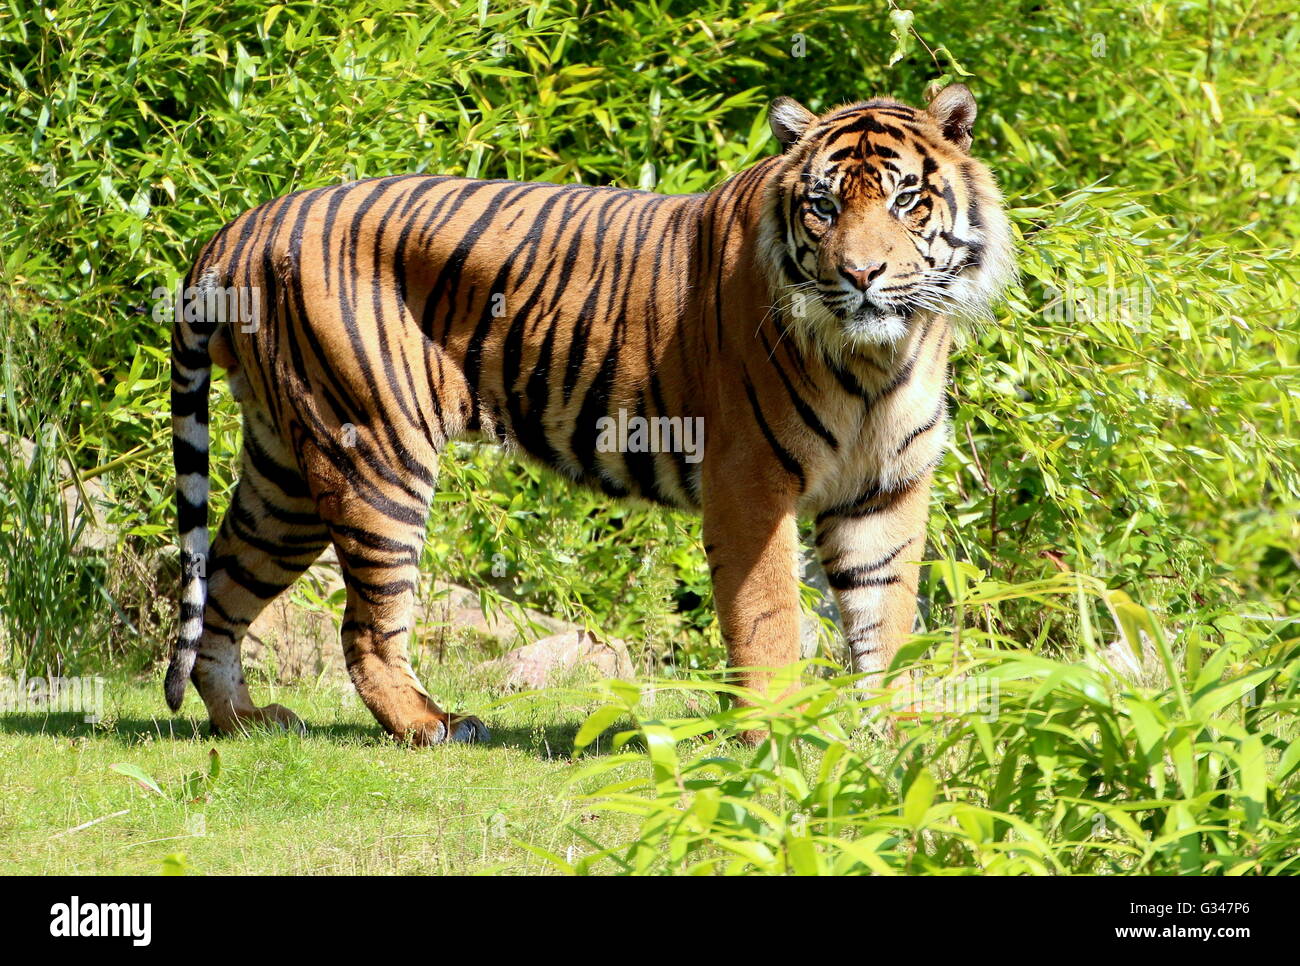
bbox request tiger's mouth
[827,295,915,346]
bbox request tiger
[164,83,1013,744]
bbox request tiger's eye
[810,195,837,219]
[893,189,921,214]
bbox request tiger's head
[759,84,1014,355]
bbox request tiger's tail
[164,265,220,712]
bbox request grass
[1,0,1297,876]
[0,670,691,875]
[2,574,1297,877]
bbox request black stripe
[759,328,839,450]
[824,539,915,590]
[896,397,946,455]
[742,376,805,489]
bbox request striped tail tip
[165,583,206,712]
[163,648,194,712]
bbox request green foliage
[558,577,1300,875]
[0,0,1297,873]
[0,303,114,674]
[111,747,221,801]
[2,0,1295,674]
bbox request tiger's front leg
[813,471,934,688]
[701,456,802,738]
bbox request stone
[484,629,635,690]
[241,546,607,685]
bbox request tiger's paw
[406,713,490,746]
[448,714,490,743]
[212,702,306,737]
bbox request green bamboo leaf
[110,762,164,797]
[573,704,625,753]
[902,768,937,831]
[1238,734,1267,831]
[887,9,914,67]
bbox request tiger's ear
[769,97,816,151]
[925,83,977,151]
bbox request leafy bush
[0,302,111,673]
[0,0,1296,873]
[554,576,1300,875]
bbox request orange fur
[165,85,1012,742]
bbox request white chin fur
[843,311,909,346]
[774,292,914,360]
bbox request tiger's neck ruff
[167,85,1013,744]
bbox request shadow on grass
[0,712,212,744]
[483,720,586,757]
[0,711,630,758]
[309,718,629,758]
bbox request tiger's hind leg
[299,428,488,746]
[193,418,330,735]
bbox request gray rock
[242,548,607,685]
[482,628,634,690]
[800,548,841,660]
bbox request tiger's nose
[840,261,886,291]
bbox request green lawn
[4,640,1297,876]
[0,671,671,875]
